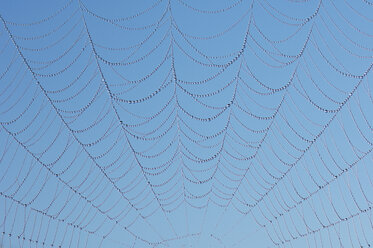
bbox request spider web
[0,0,372,247]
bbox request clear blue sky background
[0,0,372,247]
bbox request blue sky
[0,0,372,247]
